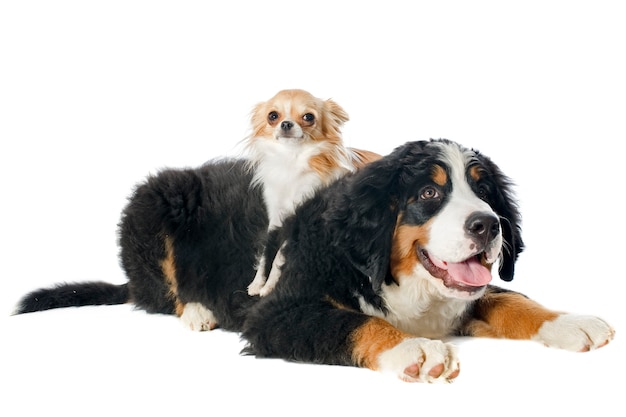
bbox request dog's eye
[268,111,279,122]
[476,184,490,200]
[420,186,440,200]
[302,113,315,125]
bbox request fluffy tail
[14,282,130,314]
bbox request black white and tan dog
[15,139,614,382]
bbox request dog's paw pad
[379,338,460,383]
[403,363,421,379]
[427,363,445,378]
[447,367,461,380]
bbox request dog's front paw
[377,338,460,383]
[180,302,219,331]
[533,314,615,352]
[258,267,281,297]
[247,270,267,296]
[258,283,274,297]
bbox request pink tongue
[432,256,492,286]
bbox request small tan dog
[246,89,379,296]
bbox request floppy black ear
[498,215,523,281]
[323,141,428,290]
[476,153,524,282]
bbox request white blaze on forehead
[283,101,292,118]
[427,142,498,262]
[274,100,305,139]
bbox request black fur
[243,140,523,363]
[16,159,268,331]
[17,282,129,313]
[119,160,266,325]
[15,140,523,369]
[469,150,524,281]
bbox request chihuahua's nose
[281,121,294,131]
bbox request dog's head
[249,89,349,145]
[326,139,523,300]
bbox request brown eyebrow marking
[469,165,482,182]
[432,165,447,186]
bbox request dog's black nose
[465,211,500,246]
[281,121,294,131]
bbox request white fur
[247,135,358,296]
[258,242,286,297]
[180,302,218,331]
[246,255,268,296]
[359,265,474,339]
[249,137,352,228]
[377,337,460,383]
[532,313,615,351]
[428,142,502,264]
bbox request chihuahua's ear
[249,101,269,138]
[324,99,349,126]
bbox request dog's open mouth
[416,247,492,293]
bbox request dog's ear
[249,101,268,138]
[475,153,524,282]
[498,215,523,281]
[323,99,349,127]
[324,142,426,290]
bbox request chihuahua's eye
[268,111,279,122]
[302,113,315,124]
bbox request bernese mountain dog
[15,139,614,382]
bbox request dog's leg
[249,227,284,296]
[462,288,614,351]
[244,300,460,383]
[258,243,286,297]
[247,256,267,296]
[353,317,460,383]
[179,302,219,331]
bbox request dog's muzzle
[464,211,500,252]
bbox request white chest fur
[250,139,351,228]
[359,266,471,338]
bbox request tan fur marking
[351,317,411,370]
[308,152,343,181]
[309,147,381,181]
[469,165,482,182]
[390,219,431,279]
[466,292,559,339]
[324,296,354,311]
[349,148,382,167]
[160,235,185,316]
[432,164,447,186]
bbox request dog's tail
[14,282,130,314]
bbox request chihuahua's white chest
[251,139,344,228]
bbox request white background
[1,1,624,415]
